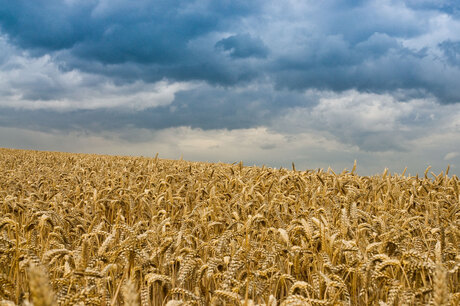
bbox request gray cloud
[215,34,269,59]
[439,40,460,66]
[2,88,459,159]
[405,0,460,15]
[0,84,316,134]
[1,103,459,176]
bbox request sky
[1,0,460,176]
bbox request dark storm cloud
[0,0,267,86]
[1,0,460,104]
[0,0,259,61]
[272,36,460,103]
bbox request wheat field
[0,148,459,305]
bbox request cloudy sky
[1,0,460,176]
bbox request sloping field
[0,148,459,305]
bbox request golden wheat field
[0,148,459,305]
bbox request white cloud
[311,91,412,132]
[0,43,197,110]
[444,152,459,160]
[275,90,442,143]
